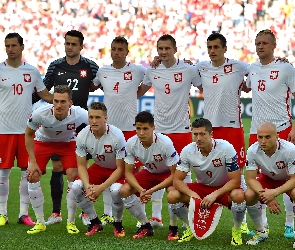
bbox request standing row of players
[0,28,295,246]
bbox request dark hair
[89,102,107,115]
[54,85,72,100]
[207,32,227,48]
[65,30,84,45]
[5,33,23,46]
[111,36,128,48]
[135,111,154,126]
[157,34,176,48]
[191,118,212,133]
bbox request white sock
[110,183,123,222]
[0,169,10,215]
[168,204,178,226]
[261,203,268,227]
[19,170,30,218]
[231,201,246,228]
[71,180,97,220]
[283,193,294,227]
[66,181,78,223]
[103,187,112,216]
[28,182,45,224]
[151,189,164,220]
[247,203,264,231]
[170,202,189,224]
[123,194,149,224]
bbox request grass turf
[2,118,293,249]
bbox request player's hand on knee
[26,163,42,182]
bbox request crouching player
[245,121,295,246]
[71,102,126,236]
[167,118,246,245]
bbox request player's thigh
[164,132,192,155]
[58,141,77,176]
[33,141,53,174]
[87,163,115,185]
[120,182,137,198]
[134,169,170,190]
[16,134,29,168]
[0,134,18,169]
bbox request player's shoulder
[278,138,295,151]
[228,59,249,68]
[126,134,138,146]
[247,141,260,153]
[48,57,66,67]
[32,103,53,115]
[181,142,196,153]
[80,56,99,67]
[77,125,91,138]
[215,138,235,150]
[70,105,88,114]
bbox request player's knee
[110,183,123,198]
[66,168,77,182]
[245,188,259,205]
[290,190,295,202]
[119,184,132,198]
[167,189,181,204]
[52,161,63,172]
[230,189,245,204]
[71,180,83,196]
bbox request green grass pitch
[1,118,293,249]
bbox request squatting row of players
[0,28,295,247]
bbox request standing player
[92,36,146,226]
[0,33,53,226]
[137,34,200,238]
[194,32,251,233]
[25,85,88,234]
[32,30,99,226]
[168,118,246,245]
[117,111,179,239]
[245,121,295,246]
[247,29,295,238]
[71,102,126,236]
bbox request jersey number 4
[113,82,119,93]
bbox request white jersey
[246,139,295,180]
[143,60,200,133]
[196,59,248,128]
[246,60,295,134]
[27,104,88,142]
[0,61,46,134]
[76,124,126,169]
[125,133,179,173]
[177,139,239,187]
[93,63,146,131]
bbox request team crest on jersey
[212,158,223,168]
[153,154,163,162]
[270,71,279,80]
[67,123,76,130]
[124,72,132,80]
[174,73,182,82]
[213,74,218,84]
[224,64,232,73]
[23,74,31,82]
[96,154,106,161]
[276,161,286,169]
[104,145,113,153]
[79,69,88,78]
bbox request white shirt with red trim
[0,61,46,134]
[196,59,248,128]
[143,60,200,133]
[246,139,295,180]
[27,104,88,142]
[177,139,238,187]
[93,63,146,131]
[76,124,126,169]
[246,60,295,134]
[125,133,179,173]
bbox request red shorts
[212,127,246,167]
[0,134,28,169]
[187,182,230,208]
[249,126,292,146]
[123,130,143,168]
[131,169,171,195]
[33,141,77,174]
[86,163,125,184]
[164,132,192,155]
